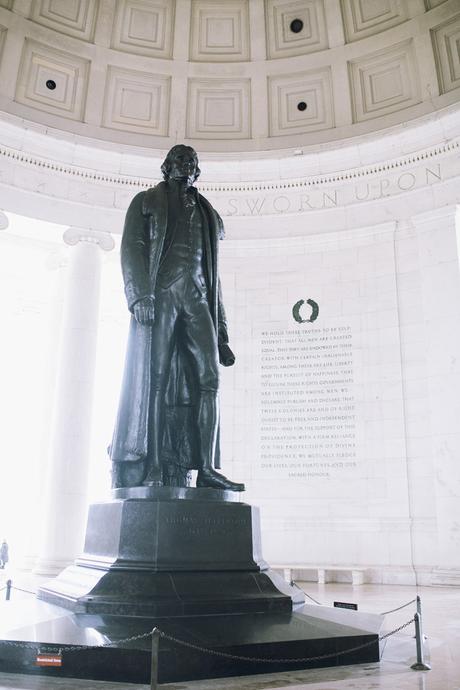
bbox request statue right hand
[133,296,155,325]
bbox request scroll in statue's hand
[218,342,235,367]
[133,296,155,325]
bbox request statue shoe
[196,469,245,492]
[142,467,163,487]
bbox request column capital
[0,210,9,231]
[63,227,115,251]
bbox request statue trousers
[146,271,220,479]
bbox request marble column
[34,228,114,576]
[18,249,68,572]
[410,207,460,584]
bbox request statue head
[161,145,201,184]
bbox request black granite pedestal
[0,489,383,682]
[37,487,304,616]
[0,600,383,683]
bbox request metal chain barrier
[0,611,429,690]
[302,591,323,605]
[0,631,152,653]
[288,582,417,615]
[380,598,417,616]
[63,631,152,652]
[155,618,414,664]
[10,586,36,596]
[288,579,322,606]
[3,581,419,616]
[0,618,413,661]
[1,584,430,683]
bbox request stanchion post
[150,627,160,690]
[411,612,431,671]
[414,595,427,640]
[5,580,12,601]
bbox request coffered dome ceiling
[0,0,459,154]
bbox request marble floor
[0,574,459,690]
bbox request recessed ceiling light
[290,18,304,33]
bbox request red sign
[36,653,63,667]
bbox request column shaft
[34,232,112,575]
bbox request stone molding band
[0,139,458,194]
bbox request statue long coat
[110,181,227,470]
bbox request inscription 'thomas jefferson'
[164,515,247,537]
[165,516,246,527]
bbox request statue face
[168,147,198,184]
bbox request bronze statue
[110,145,244,491]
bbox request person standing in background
[0,539,9,569]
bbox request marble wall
[218,206,460,586]
[1,101,460,582]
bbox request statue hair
[161,145,201,182]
